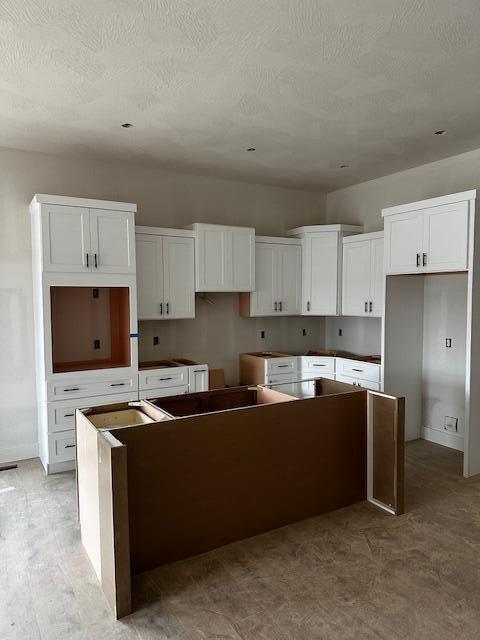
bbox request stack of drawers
[46,374,138,469]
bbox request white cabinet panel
[243,240,301,317]
[422,202,469,272]
[136,232,195,320]
[192,224,255,292]
[250,242,276,315]
[304,233,339,315]
[384,211,423,274]
[278,244,301,315]
[189,365,209,393]
[89,209,135,274]
[42,205,90,272]
[139,385,188,400]
[232,229,255,291]
[139,366,189,390]
[136,234,163,319]
[370,237,384,317]
[342,240,371,316]
[163,236,195,318]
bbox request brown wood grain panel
[371,394,405,515]
[116,392,367,574]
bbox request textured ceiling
[2,0,480,190]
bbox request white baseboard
[0,442,39,465]
[422,426,464,452]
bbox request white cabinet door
[189,365,209,392]
[41,205,90,272]
[89,209,135,274]
[304,233,339,315]
[231,229,255,291]
[370,237,384,317]
[197,225,227,290]
[384,211,422,274]
[136,235,163,320]
[251,243,276,315]
[422,201,469,272]
[278,244,301,315]
[342,240,371,316]
[194,224,255,292]
[163,236,195,319]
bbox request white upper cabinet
[34,195,136,274]
[41,204,91,272]
[383,193,471,275]
[89,209,135,274]
[189,223,255,292]
[239,237,301,317]
[136,228,195,320]
[342,232,384,317]
[287,225,363,316]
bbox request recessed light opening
[246,147,256,152]
[121,123,133,128]
[339,164,349,169]
[434,130,446,135]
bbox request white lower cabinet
[299,356,335,397]
[45,390,138,471]
[335,374,380,391]
[189,365,209,393]
[138,363,209,400]
[335,358,381,391]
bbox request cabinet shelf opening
[50,286,131,373]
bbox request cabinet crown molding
[343,230,384,244]
[30,193,137,212]
[381,190,477,217]
[256,235,301,245]
[287,224,363,236]
[135,226,195,237]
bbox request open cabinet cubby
[50,286,131,373]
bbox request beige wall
[326,147,480,230]
[0,145,325,463]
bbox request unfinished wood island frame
[76,380,404,619]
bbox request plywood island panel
[76,381,404,618]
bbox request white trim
[343,230,384,244]
[422,426,464,452]
[135,225,195,237]
[30,194,137,212]
[0,443,39,465]
[255,235,301,245]
[287,224,363,236]
[187,222,255,232]
[382,190,477,217]
[368,497,396,515]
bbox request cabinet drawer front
[47,392,137,433]
[49,431,76,463]
[267,357,298,375]
[336,359,380,383]
[47,376,137,401]
[139,367,189,390]
[301,356,335,374]
[139,385,188,400]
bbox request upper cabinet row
[33,196,136,274]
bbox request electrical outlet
[445,338,452,348]
[153,336,159,346]
[260,330,265,339]
[92,288,99,299]
[302,329,307,336]
[444,416,458,432]
[94,339,101,349]
[338,329,343,337]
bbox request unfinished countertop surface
[243,350,381,364]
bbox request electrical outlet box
[302,329,307,336]
[260,330,265,339]
[92,288,99,299]
[153,336,159,346]
[94,339,101,350]
[444,416,458,432]
[338,329,342,337]
[445,338,452,348]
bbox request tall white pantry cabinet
[30,194,139,474]
[381,189,480,478]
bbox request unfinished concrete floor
[1,440,480,639]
